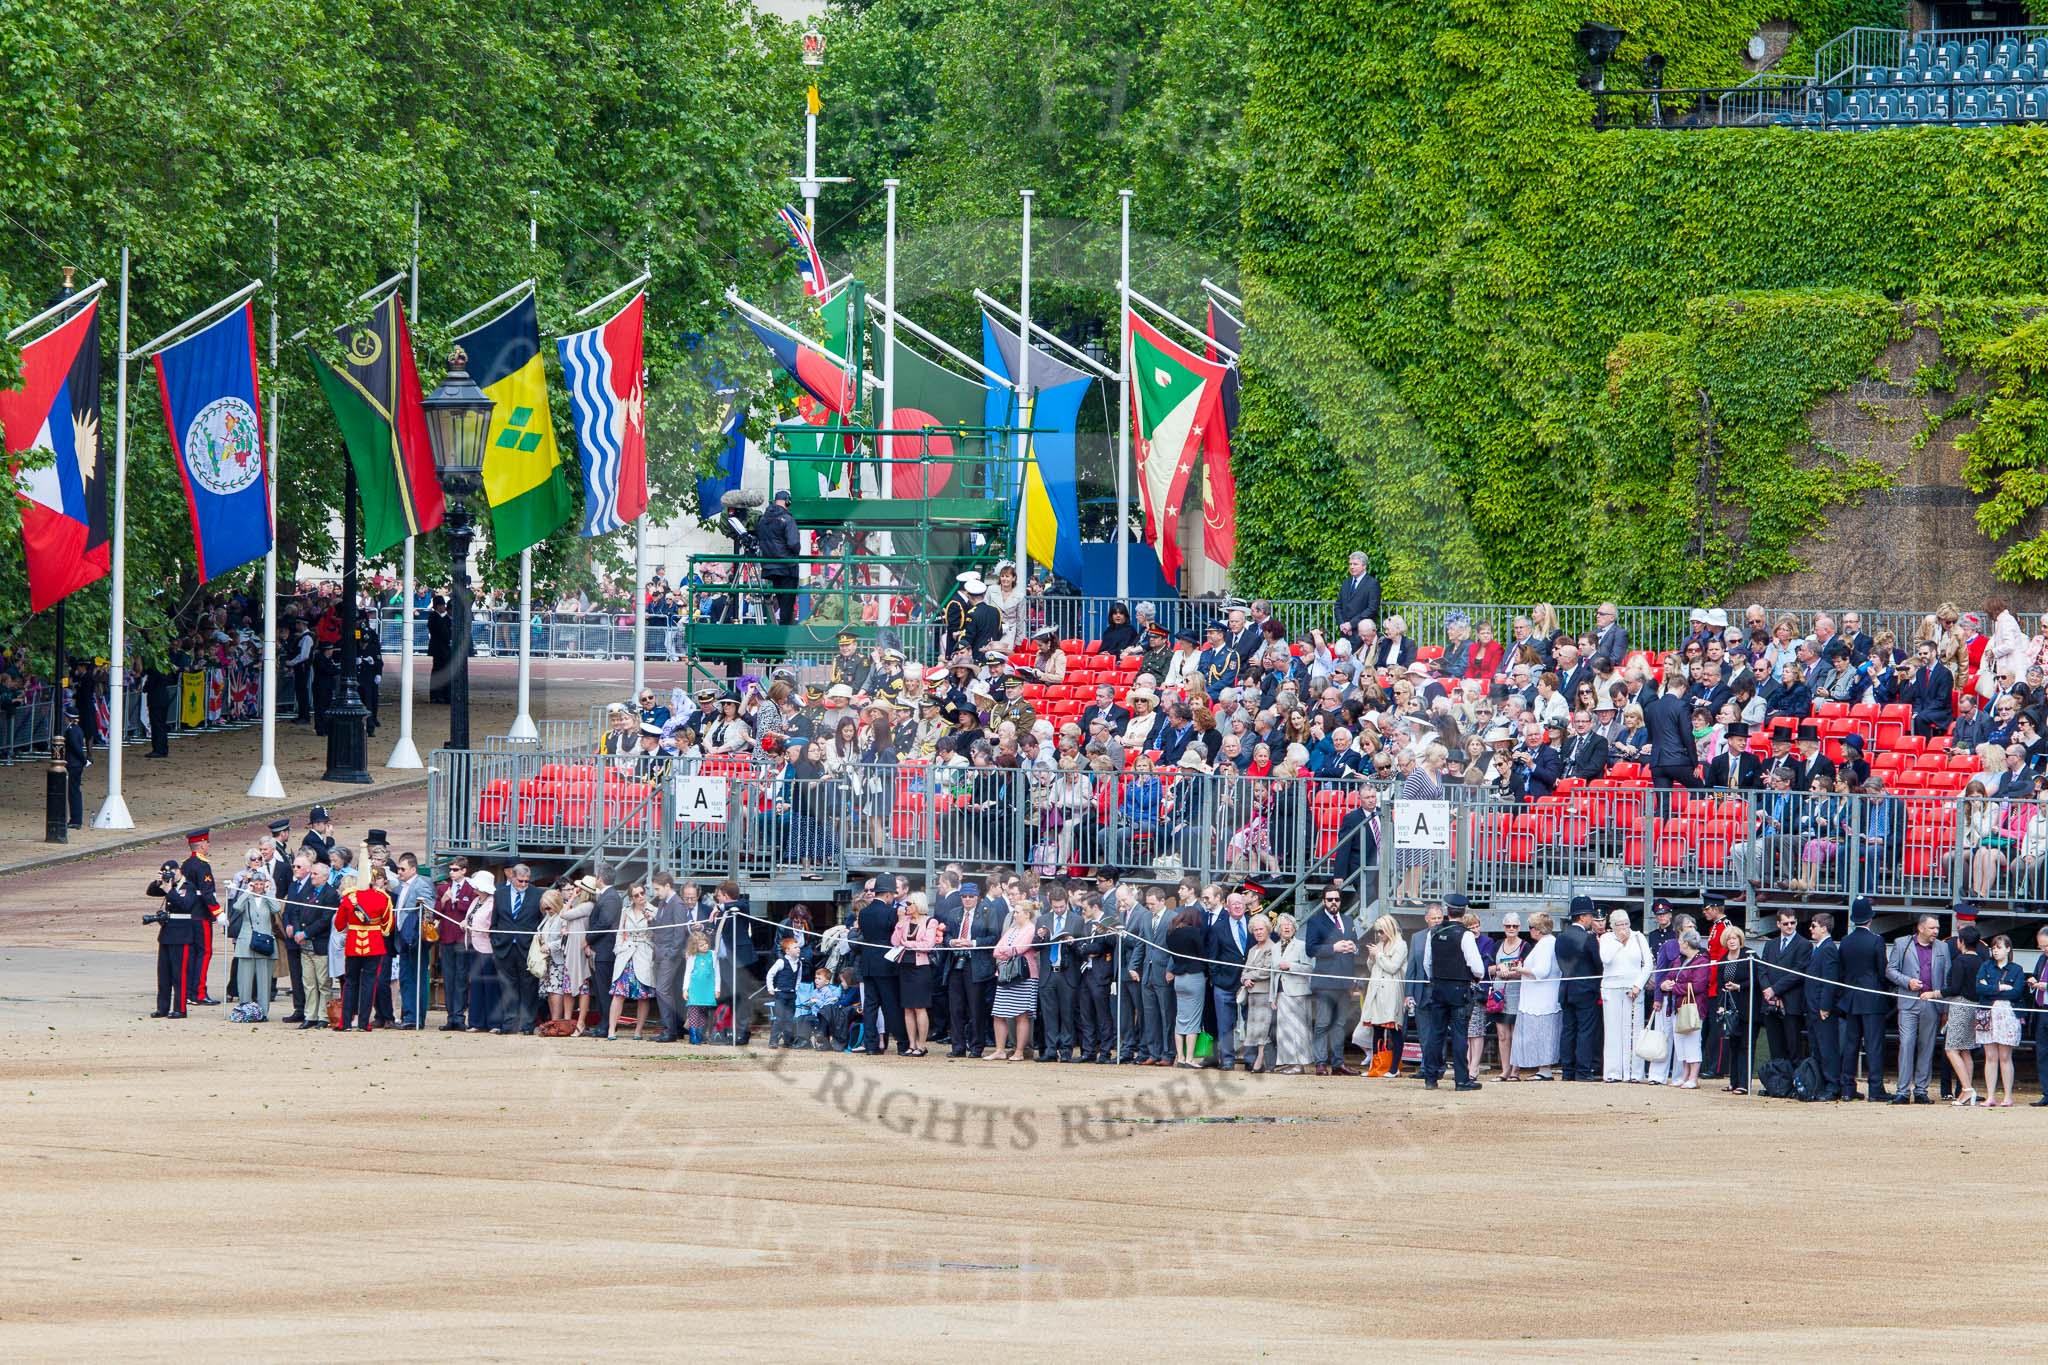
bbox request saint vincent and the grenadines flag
[982,312,1090,587]
[307,293,445,558]
[1128,310,1228,587]
[2,299,109,612]
[454,292,574,559]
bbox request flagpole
[1116,189,1133,601]
[388,197,424,770]
[509,202,540,744]
[91,247,135,830]
[881,179,897,505]
[248,217,287,799]
[631,518,648,700]
[1015,189,1033,582]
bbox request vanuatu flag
[454,291,573,559]
[308,293,445,558]
[780,284,858,497]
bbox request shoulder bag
[1674,985,1702,1035]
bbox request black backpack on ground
[1791,1056,1825,1101]
[1759,1057,1797,1099]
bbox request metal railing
[1813,25,1914,87]
[424,752,2048,920]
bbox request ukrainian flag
[982,313,1091,586]
[455,292,574,558]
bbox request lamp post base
[323,699,373,784]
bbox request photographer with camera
[144,858,209,1018]
[757,488,802,625]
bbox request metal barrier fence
[394,597,1972,668]
[0,684,55,763]
[425,753,2048,918]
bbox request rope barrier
[210,886,2048,1017]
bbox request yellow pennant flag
[807,83,822,116]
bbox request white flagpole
[388,197,424,769]
[882,179,897,501]
[92,247,135,829]
[249,219,287,798]
[631,518,648,700]
[1116,189,1133,600]
[509,202,540,744]
[1015,189,1033,581]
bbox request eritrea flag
[1128,310,1227,587]
[308,293,445,558]
[3,300,109,611]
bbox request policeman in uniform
[180,829,221,1006]
[829,633,872,692]
[145,857,206,1017]
[302,805,338,864]
[61,703,88,829]
[141,655,178,758]
[1418,894,1484,1091]
[356,616,384,735]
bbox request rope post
[1746,950,1757,1100]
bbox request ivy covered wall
[1236,0,2048,602]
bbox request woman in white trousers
[1598,909,1652,1082]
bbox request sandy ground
[2,769,2046,1358]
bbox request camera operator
[144,858,208,1018]
[757,488,803,625]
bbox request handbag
[526,932,549,979]
[1633,1020,1669,1063]
[1484,984,1506,1014]
[1674,986,1702,1035]
[247,929,276,958]
[1366,1046,1393,1077]
[997,953,1026,985]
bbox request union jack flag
[778,205,828,299]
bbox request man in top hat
[1706,722,1761,790]
[1554,896,1605,1081]
[829,632,871,692]
[1839,897,1893,1101]
[1760,722,1797,786]
[757,487,802,624]
[180,829,221,1006]
[1791,722,1835,793]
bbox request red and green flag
[1128,310,1228,586]
[308,293,445,557]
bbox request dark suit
[1706,749,1762,791]
[426,609,452,703]
[1372,636,1417,671]
[1335,571,1380,629]
[1554,923,1603,1080]
[1791,751,1836,793]
[1331,805,1383,888]
[1036,906,1083,1059]
[1805,935,1845,1099]
[490,882,544,1033]
[855,894,908,1054]
[1080,702,1131,734]
[1756,931,1811,1063]
[1642,690,1698,789]
[586,888,622,1029]
[1900,662,1954,735]
[1301,907,1358,1069]
[1558,730,1608,781]
[1072,913,1116,1059]
[1508,743,1561,803]
[1839,925,1891,1098]
[946,899,1004,1055]
[1204,912,1251,1068]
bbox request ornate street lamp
[420,347,493,751]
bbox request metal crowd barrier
[0,684,54,762]
[424,750,2048,920]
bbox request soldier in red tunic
[333,869,395,1033]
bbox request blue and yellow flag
[454,291,573,559]
[982,313,1091,586]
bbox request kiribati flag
[557,290,649,536]
[153,303,270,582]
[3,300,109,612]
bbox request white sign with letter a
[673,775,730,825]
[1394,799,1450,851]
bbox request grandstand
[425,605,2046,931]
[1596,21,2048,129]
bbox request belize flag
[3,300,109,612]
[557,290,649,536]
[153,303,271,582]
